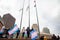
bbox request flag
[30,30,38,40]
[8,24,19,35]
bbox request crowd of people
[0,18,37,39]
[0,18,60,40]
[22,27,34,38]
[0,20,20,38]
[21,27,60,40]
[40,34,60,40]
[52,34,60,40]
[21,27,38,40]
[0,16,38,39]
[0,27,20,38]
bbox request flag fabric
[8,24,19,35]
[30,30,38,40]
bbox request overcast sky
[0,0,60,36]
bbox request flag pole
[20,0,25,30]
[28,0,30,28]
[34,0,40,39]
[20,0,25,35]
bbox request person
[22,27,25,38]
[30,28,38,40]
[57,35,60,40]
[2,28,9,38]
[40,36,44,40]
[44,36,47,40]
[0,20,5,38]
[52,34,57,40]
[26,27,30,38]
[24,30,27,38]
[30,28,33,31]
[16,28,20,38]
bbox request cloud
[38,0,60,35]
[0,0,60,35]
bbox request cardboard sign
[3,13,16,29]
